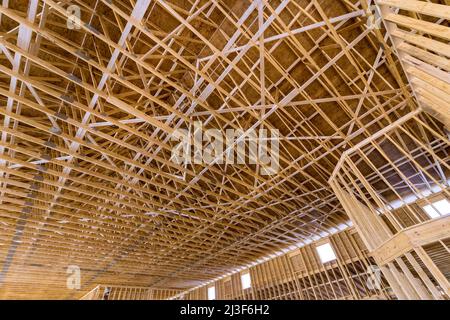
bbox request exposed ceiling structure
[0,0,445,299]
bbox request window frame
[315,242,337,264]
[241,272,251,290]
[422,198,450,219]
[207,285,216,300]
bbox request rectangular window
[241,272,251,289]
[207,286,216,300]
[423,199,450,219]
[316,242,337,263]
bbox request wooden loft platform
[0,0,448,300]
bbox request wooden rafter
[0,0,448,299]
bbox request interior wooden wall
[330,108,450,300]
[177,228,393,300]
[80,284,182,300]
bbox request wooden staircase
[376,0,450,129]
